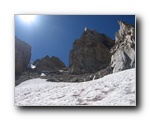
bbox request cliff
[15,37,31,75]
[69,27,114,74]
[111,21,135,73]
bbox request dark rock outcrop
[69,27,114,74]
[15,37,31,76]
[15,72,40,86]
[34,55,66,73]
[111,21,135,73]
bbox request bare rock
[15,72,40,86]
[34,55,66,73]
[69,27,114,74]
[111,21,135,73]
[15,37,31,76]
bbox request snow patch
[92,75,96,80]
[84,27,87,31]
[59,70,64,73]
[40,73,46,76]
[31,64,36,69]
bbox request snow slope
[15,68,136,106]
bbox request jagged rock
[69,27,114,74]
[111,21,135,73]
[15,37,31,76]
[34,55,66,73]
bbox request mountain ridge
[15,20,135,85]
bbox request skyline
[15,15,135,66]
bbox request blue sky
[15,15,135,66]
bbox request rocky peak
[74,27,114,49]
[50,56,66,68]
[44,55,50,60]
[115,21,135,44]
[34,55,66,73]
[69,28,115,74]
[111,21,135,73]
[51,56,60,61]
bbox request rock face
[15,37,31,75]
[111,21,135,73]
[34,55,66,73]
[69,27,114,74]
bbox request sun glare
[19,15,36,23]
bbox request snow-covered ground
[15,68,136,106]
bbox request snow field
[15,68,135,106]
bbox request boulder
[15,37,31,76]
[69,27,114,74]
[111,21,135,73]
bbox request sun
[19,15,36,23]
